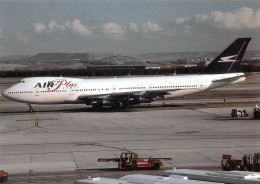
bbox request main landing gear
[28,104,34,112]
[122,95,134,110]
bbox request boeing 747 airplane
[2,38,251,111]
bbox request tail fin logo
[218,55,238,62]
[200,37,251,74]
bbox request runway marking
[16,107,57,128]
[0,145,259,157]
[0,126,35,134]
[0,134,259,148]
[194,151,219,164]
[176,131,199,135]
[28,155,33,184]
[72,152,82,176]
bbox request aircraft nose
[2,89,10,99]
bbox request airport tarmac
[0,75,259,183]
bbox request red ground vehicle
[0,171,8,183]
[98,152,172,170]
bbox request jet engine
[92,98,112,108]
[129,95,153,104]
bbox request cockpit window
[19,80,25,83]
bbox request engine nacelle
[92,98,112,106]
[129,95,153,104]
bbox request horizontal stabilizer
[212,75,245,83]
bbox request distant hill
[0,50,259,62]
[137,51,217,62]
[0,55,33,61]
[26,52,114,62]
[27,53,71,61]
[137,50,260,61]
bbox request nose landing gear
[28,104,34,112]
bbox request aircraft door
[198,80,207,91]
[198,83,204,90]
[34,88,40,96]
[199,83,203,89]
[148,84,153,90]
[112,85,116,94]
[69,87,74,95]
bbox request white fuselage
[2,73,245,105]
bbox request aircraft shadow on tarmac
[214,116,256,121]
[78,167,161,172]
[0,101,255,114]
[0,104,183,114]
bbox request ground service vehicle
[254,107,260,119]
[0,171,8,183]
[98,152,172,170]
[231,109,248,117]
[221,153,260,171]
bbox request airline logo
[34,79,77,91]
[218,55,238,62]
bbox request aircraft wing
[77,88,181,101]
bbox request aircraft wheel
[28,105,33,112]
[92,103,103,110]
[153,163,160,170]
[111,102,120,110]
[125,165,132,171]
[129,103,134,109]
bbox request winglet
[200,38,251,74]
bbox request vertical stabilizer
[200,38,251,74]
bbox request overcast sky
[0,0,259,56]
